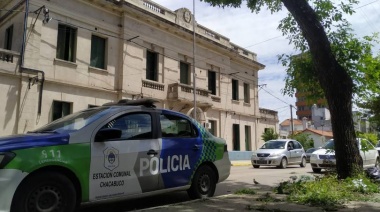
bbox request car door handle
[193,145,200,151]
[147,149,158,156]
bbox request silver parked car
[251,139,307,169]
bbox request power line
[274,105,289,111]
[244,36,283,48]
[0,8,33,13]
[260,87,291,106]
[355,0,379,9]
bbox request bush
[276,173,380,209]
[357,132,378,146]
[261,128,279,142]
[288,133,314,150]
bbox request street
[79,163,315,212]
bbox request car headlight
[252,153,257,157]
[270,153,281,157]
[0,152,16,169]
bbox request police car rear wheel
[11,172,77,212]
[187,165,216,199]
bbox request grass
[234,188,257,195]
[275,173,380,210]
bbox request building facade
[279,119,303,137]
[0,0,278,152]
[300,128,333,148]
[295,91,327,120]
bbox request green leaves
[281,29,380,105]
[261,128,279,142]
[279,174,380,209]
[288,133,314,149]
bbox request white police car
[310,138,379,173]
[0,99,231,212]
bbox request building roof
[280,119,303,126]
[302,128,333,137]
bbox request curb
[138,194,234,211]
[230,161,251,166]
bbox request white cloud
[152,0,380,122]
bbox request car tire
[312,168,322,173]
[187,165,216,199]
[11,172,77,212]
[279,157,287,169]
[253,165,260,168]
[300,157,306,167]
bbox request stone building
[0,0,278,152]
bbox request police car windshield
[260,140,286,149]
[323,139,335,149]
[31,107,111,133]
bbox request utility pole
[192,0,197,120]
[290,104,294,135]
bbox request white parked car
[310,138,379,173]
[251,139,307,169]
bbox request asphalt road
[79,163,314,212]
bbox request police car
[0,99,231,212]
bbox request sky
[152,0,380,122]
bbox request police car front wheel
[11,172,77,212]
[187,165,216,199]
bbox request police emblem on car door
[90,112,160,201]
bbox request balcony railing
[0,48,20,73]
[259,108,278,121]
[142,79,165,91]
[0,49,17,63]
[142,0,165,14]
[168,83,212,105]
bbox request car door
[288,141,302,164]
[286,141,296,164]
[157,111,202,189]
[292,141,304,163]
[89,112,160,201]
[360,139,377,167]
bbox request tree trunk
[281,0,362,179]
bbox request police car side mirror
[95,128,122,142]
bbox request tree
[261,128,279,142]
[281,36,380,105]
[289,133,314,150]
[356,132,378,146]
[203,0,364,178]
[358,95,380,128]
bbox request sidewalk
[142,188,380,212]
[141,161,380,212]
